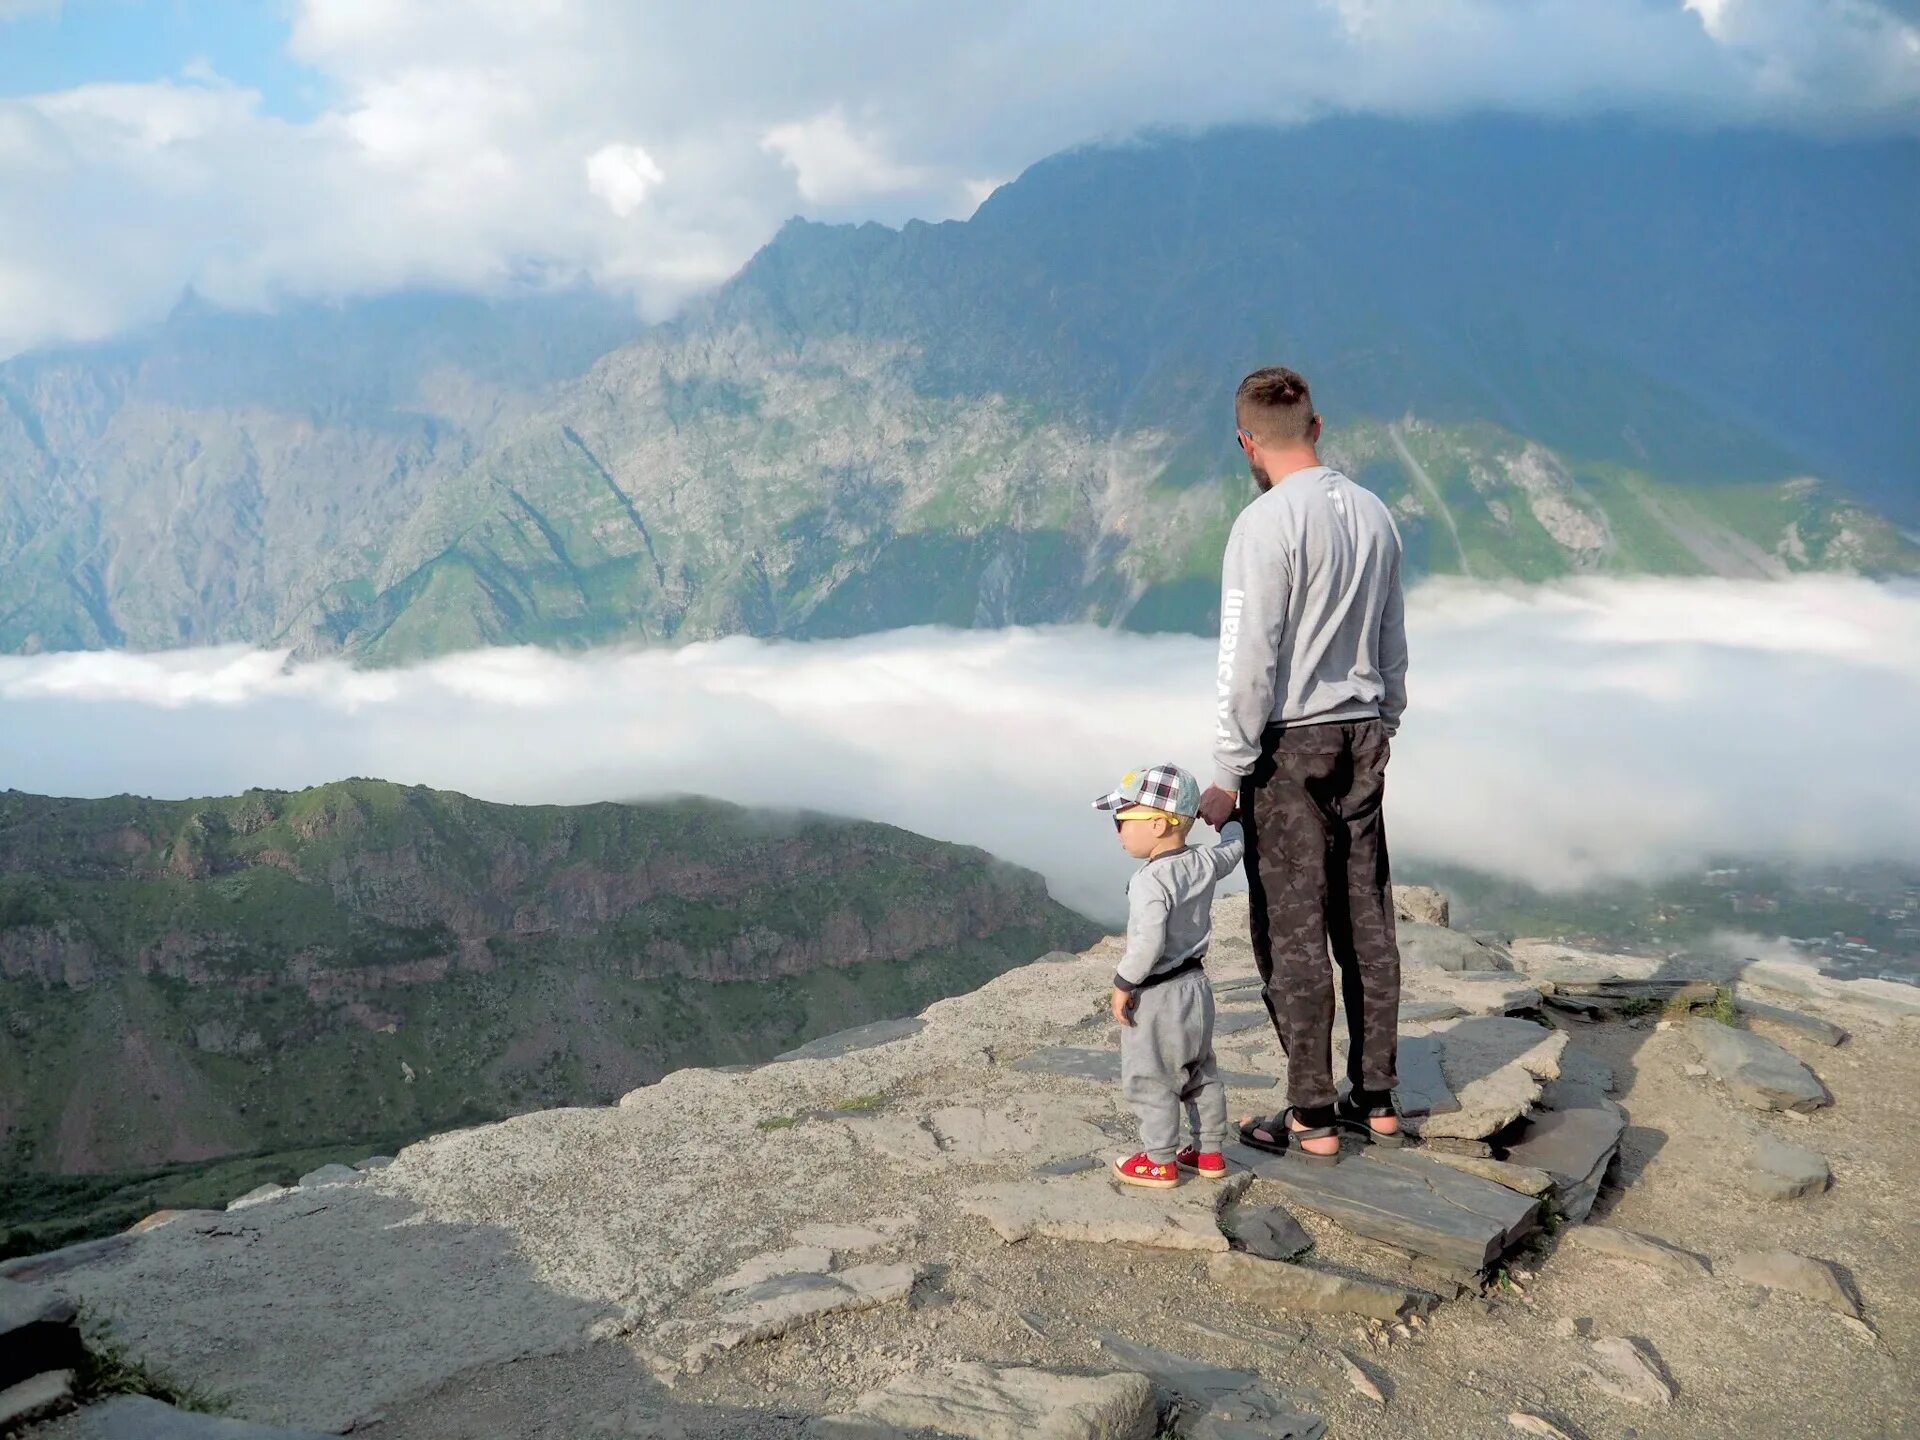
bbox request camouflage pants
[1241,718,1401,1115]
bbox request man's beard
[1248,459,1273,493]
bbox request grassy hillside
[0,780,1100,1200]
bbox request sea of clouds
[2,575,1917,925]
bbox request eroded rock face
[806,1362,1158,1440]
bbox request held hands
[1197,784,1238,830]
[1111,987,1136,1027]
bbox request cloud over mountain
[3,576,1915,922]
[1,0,1917,354]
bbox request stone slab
[707,1246,833,1295]
[1739,959,1920,1020]
[774,1018,926,1063]
[1736,999,1848,1047]
[1219,1203,1313,1261]
[1393,886,1451,927]
[0,1279,83,1390]
[701,1263,922,1356]
[1381,1147,1553,1197]
[1213,1009,1271,1036]
[1207,1251,1436,1321]
[295,1164,363,1190]
[1097,1335,1325,1439]
[1393,1034,1459,1118]
[1227,1145,1535,1272]
[1585,1336,1673,1408]
[33,1394,334,1439]
[1741,1134,1831,1201]
[1400,921,1516,973]
[1407,1017,1567,1141]
[227,1184,293,1212]
[962,1170,1250,1252]
[1687,1019,1830,1112]
[807,1362,1157,1440]
[1559,1226,1709,1279]
[1500,1104,1625,1196]
[0,1235,133,1284]
[1,1370,75,1431]
[790,1221,909,1252]
[1726,1250,1860,1316]
[1400,1000,1468,1024]
[1012,1046,1276,1090]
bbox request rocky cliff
[3,892,1915,1439]
[0,781,1099,1185]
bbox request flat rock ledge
[963,1170,1252,1252]
[805,1362,1157,1439]
[1687,1019,1831,1112]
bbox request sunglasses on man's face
[1236,427,1253,450]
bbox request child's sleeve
[1209,819,1246,878]
[1114,876,1170,992]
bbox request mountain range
[2,117,1915,661]
[0,779,1096,1189]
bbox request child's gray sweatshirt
[1211,465,1408,794]
[1115,821,1246,992]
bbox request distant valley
[0,779,1096,1219]
[1,118,1915,662]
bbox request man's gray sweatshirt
[1212,464,1408,794]
[1115,821,1245,992]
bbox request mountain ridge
[2,118,1916,661]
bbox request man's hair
[1235,366,1316,445]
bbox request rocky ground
[4,892,1916,1439]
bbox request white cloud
[585,142,665,216]
[0,0,1916,353]
[2,577,1915,926]
[762,108,930,205]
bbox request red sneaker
[1113,1152,1180,1189]
[1176,1146,1228,1179]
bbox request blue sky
[1,0,1916,358]
[0,1,326,116]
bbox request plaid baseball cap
[1091,764,1201,820]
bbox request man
[1195,366,1408,1164]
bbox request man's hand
[1111,987,1136,1027]
[1198,784,1238,829]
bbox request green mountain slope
[0,780,1098,1178]
[1,120,1915,660]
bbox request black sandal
[1236,1107,1343,1166]
[1336,1090,1405,1148]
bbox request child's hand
[1111,987,1136,1027]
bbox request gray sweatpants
[1120,967,1227,1163]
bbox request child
[1090,763,1245,1188]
